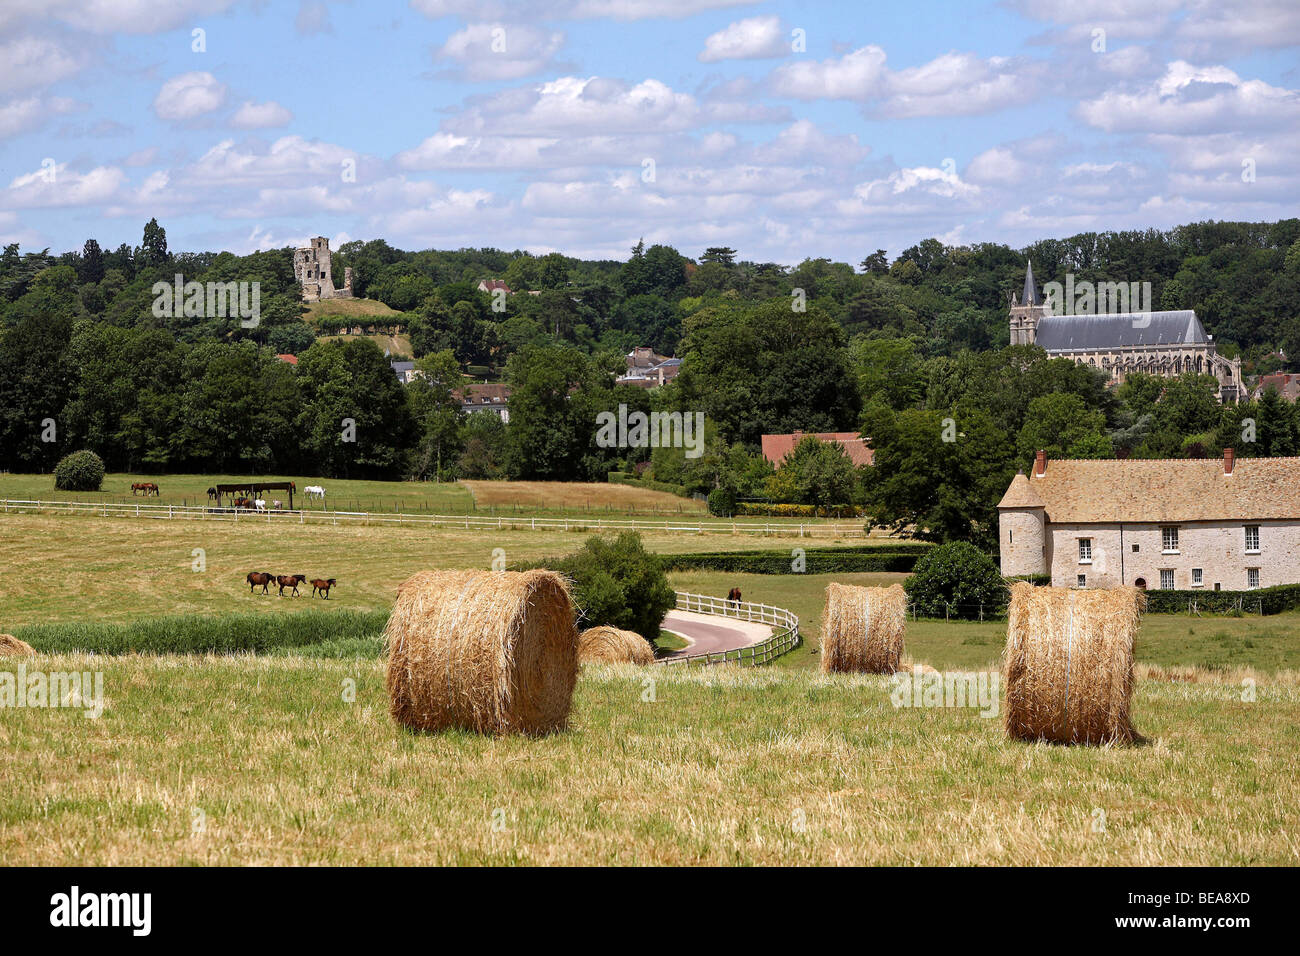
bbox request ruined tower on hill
[294,236,354,302]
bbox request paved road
[660,609,773,659]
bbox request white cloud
[230,100,293,129]
[0,0,239,34]
[446,76,700,136]
[411,0,749,21]
[699,16,787,63]
[436,23,565,81]
[5,163,124,208]
[965,147,1031,186]
[153,72,227,121]
[295,0,332,35]
[1078,61,1300,134]
[0,36,85,94]
[0,95,79,138]
[771,46,1039,117]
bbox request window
[1008,530,1013,544]
[1161,526,1179,553]
[1245,525,1260,553]
[1131,543,1140,553]
[1160,569,1175,590]
[1247,568,1260,590]
[1191,568,1203,587]
[1077,574,1086,588]
[1078,538,1092,563]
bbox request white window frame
[1160,569,1175,590]
[1078,538,1092,564]
[1244,525,1260,554]
[1191,568,1203,587]
[1247,568,1260,590]
[1161,526,1179,554]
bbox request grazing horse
[206,487,218,500]
[247,571,274,595]
[276,574,306,597]
[304,485,326,501]
[131,483,145,496]
[131,482,158,496]
[727,587,742,610]
[310,578,336,598]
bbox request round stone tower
[997,469,1047,578]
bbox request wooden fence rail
[658,590,801,667]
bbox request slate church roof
[1036,310,1208,351]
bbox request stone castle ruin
[294,236,354,302]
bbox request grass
[304,297,399,319]
[0,513,827,628]
[2,654,1295,865]
[461,480,704,514]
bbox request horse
[272,500,282,510]
[304,485,326,501]
[145,482,159,496]
[206,487,218,500]
[310,578,336,598]
[727,587,742,610]
[131,482,151,496]
[276,574,306,597]
[254,499,267,512]
[247,571,274,595]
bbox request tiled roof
[996,472,1045,509]
[275,353,298,365]
[1005,456,1300,522]
[761,432,873,468]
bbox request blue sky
[2,0,1298,263]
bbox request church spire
[1022,261,1040,307]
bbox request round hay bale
[820,583,906,674]
[384,569,579,735]
[0,634,35,658]
[1004,582,1144,745]
[578,625,654,665]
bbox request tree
[53,450,105,491]
[406,349,464,480]
[80,239,105,284]
[859,249,889,274]
[700,247,737,267]
[904,541,1007,619]
[140,218,169,269]
[1016,393,1112,465]
[548,532,675,640]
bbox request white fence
[659,590,801,667]
[0,498,866,538]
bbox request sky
[1,0,1298,265]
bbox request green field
[2,655,1294,865]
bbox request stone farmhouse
[1009,263,1243,401]
[998,449,1300,591]
[294,236,354,302]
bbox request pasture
[1,655,1295,865]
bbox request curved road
[659,609,774,660]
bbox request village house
[761,432,874,468]
[454,382,511,422]
[616,346,681,389]
[1251,372,1300,402]
[998,449,1300,591]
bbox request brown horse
[310,578,336,599]
[727,587,742,610]
[232,497,254,510]
[276,574,306,597]
[247,571,274,594]
[131,482,158,496]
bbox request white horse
[254,498,267,512]
[304,485,326,500]
[272,500,282,510]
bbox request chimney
[1034,449,1047,478]
[1224,447,1235,476]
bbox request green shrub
[53,450,105,492]
[904,542,1007,619]
[532,531,675,639]
[607,472,689,498]
[707,487,736,517]
[1143,584,1300,616]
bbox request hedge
[660,545,926,575]
[14,610,390,655]
[607,472,690,498]
[735,502,867,518]
[1143,584,1300,616]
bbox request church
[1009,264,1242,401]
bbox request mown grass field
[2,656,1294,865]
[0,513,834,628]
